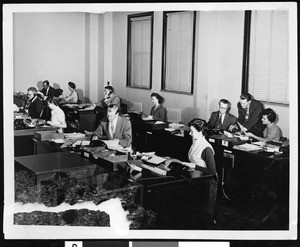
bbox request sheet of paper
[154,121,164,124]
[147,155,167,165]
[233,143,263,151]
[102,140,120,149]
[252,141,266,147]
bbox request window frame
[161,11,196,95]
[126,12,154,90]
[241,10,289,106]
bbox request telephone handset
[90,139,107,148]
[167,162,190,178]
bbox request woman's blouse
[50,105,67,128]
[263,123,282,141]
[65,90,79,103]
[150,104,167,121]
[188,137,216,176]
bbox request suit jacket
[92,115,132,147]
[208,111,237,131]
[237,99,265,136]
[150,104,167,121]
[40,86,55,98]
[27,96,43,118]
[101,94,121,109]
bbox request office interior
[12,11,290,137]
[5,4,298,239]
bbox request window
[162,11,196,94]
[243,10,289,105]
[127,12,153,89]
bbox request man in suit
[38,80,55,100]
[25,87,44,118]
[91,104,132,148]
[229,92,265,137]
[97,86,121,109]
[94,85,122,125]
[208,99,237,131]
[37,80,55,120]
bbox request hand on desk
[91,135,99,141]
[244,132,255,138]
[181,162,196,169]
[142,115,154,121]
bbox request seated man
[229,92,265,137]
[97,85,121,109]
[24,87,44,118]
[37,80,55,100]
[208,99,237,131]
[91,104,132,148]
[245,108,282,142]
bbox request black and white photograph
[2,2,298,244]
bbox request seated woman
[142,92,167,121]
[183,118,218,225]
[244,108,282,142]
[61,81,79,103]
[45,97,67,129]
[184,118,217,176]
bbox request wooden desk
[14,126,58,156]
[207,134,289,205]
[139,129,289,205]
[61,105,97,133]
[117,167,216,229]
[15,152,98,200]
[17,139,217,229]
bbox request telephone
[90,139,107,148]
[208,128,223,135]
[167,162,190,179]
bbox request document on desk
[154,121,164,124]
[147,155,167,165]
[252,141,266,147]
[102,140,119,149]
[64,132,86,139]
[233,143,263,151]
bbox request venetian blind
[164,11,194,94]
[248,10,289,104]
[128,15,152,89]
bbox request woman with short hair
[64,81,79,103]
[143,92,167,121]
[46,97,67,129]
[245,108,282,142]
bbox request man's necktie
[216,114,222,128]
[245,107,249,123]
[109,122,114,138]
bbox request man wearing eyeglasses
[208,99,237,131]
[91,104,132,148]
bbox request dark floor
[213,195,289,230]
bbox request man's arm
[244,101,263,130]
[35,99,44,118]
[208,112,216,128]
[236,103,244,124]
[91,122,107,140]
[118,120,132,148]
[110,96,121,108]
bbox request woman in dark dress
[143,92,167,121]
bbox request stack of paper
[64,132,86,139]
[233,143,263,151]
[141,163,167,176]
[102,140,119,149]
[147,156,167,165]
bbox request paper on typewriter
[233,143,263,151]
